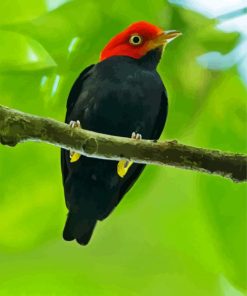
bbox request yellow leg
[117,132,142,178]
[117,160,133,178]
[69,120,81,163]
[70,153,81,163]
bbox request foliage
[0,0,246,295]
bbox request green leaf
[0,0,72,26]
[0,30,56,72]
[196,27,239,54]
[0,0,48,25]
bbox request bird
[61,21,181,245]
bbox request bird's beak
[163,30,182,43]
[148,30,182,50]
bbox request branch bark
[0,105,246,182]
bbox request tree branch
[0,105,246,182]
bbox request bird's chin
[153,45,164,58]
[141,45,163,68]
[156,45,164,54]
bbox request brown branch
[0,105,246,182]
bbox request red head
[100,21,181,61]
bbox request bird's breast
[74,60,164,138]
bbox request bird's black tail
[63,212,97,245]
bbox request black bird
[61,21,181,245]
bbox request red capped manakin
[61,21,181,245]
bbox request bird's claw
[69,120,81,163]
[69,120,81,129]
[131,132,142,140]
[117,131,142,178]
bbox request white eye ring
[129,34,142,46]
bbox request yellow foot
[117,132,142,178]
[117,160,133,178]
[69,120,81,163]
[70,152,81,163]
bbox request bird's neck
[138,47,163,70]
[97,47,163,71]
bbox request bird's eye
[129,35,142,46]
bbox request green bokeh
[0,1,246,295]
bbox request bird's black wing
[61,65,94,186]
[66,64,95,114]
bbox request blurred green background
[0,0,246,295]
